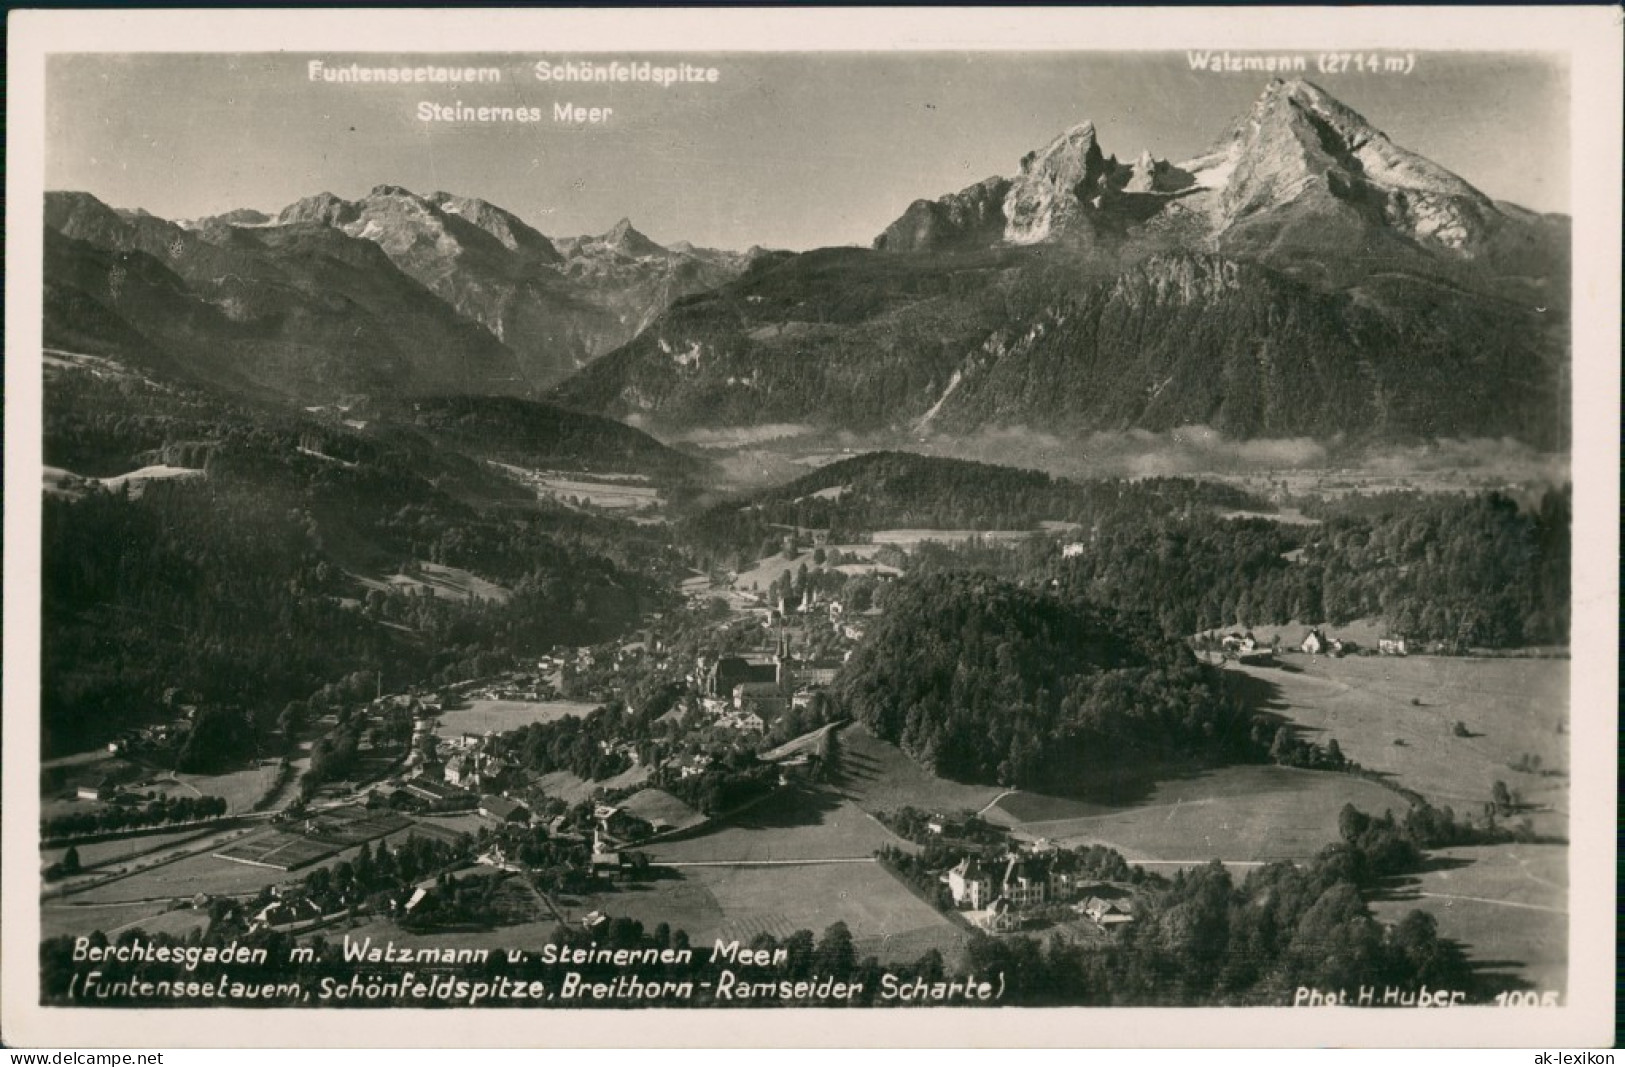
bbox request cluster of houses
[944,845,1136,934]
[1303,629,1408,657]
[1217,629,1411,661]
[104,696,205,758]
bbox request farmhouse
[479,795,530,824]
[1080,895,1135,931]
[76,777,116,802]
[403,865,505,913]
[250,897,322,931]
[1301,629,1327,655]
[1379,636,1409,656]
[591,851,630,882]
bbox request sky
[47,51,1568,251]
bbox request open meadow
[645,784,910,864]
[731,543,892,596]
[438,699,597,736]
[42,900,182,940]
[1227,653,1568,835]
[832,725,1005,817]
[1369,843,1568,993]
[837,724,1408,868]
[621,789,705,834]
[987,764,1402,867]
[177,760,287,814]
[538,765,651,805]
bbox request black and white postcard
[5,7,1619,1049]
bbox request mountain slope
[370,395,709,482]
[275,187,755,385]
[45,192,528,399]
[552,79,1568,447]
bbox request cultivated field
[66,824,442,904]
[987,764,1402,866]
[415,814,487,840]
[212,834,339,871]
[537,475,660,510]
[570,861,968,967]
[645,784,910,864]
[1369,843,1568,993]
[438,699,596,736]
[1227,654,1568,835]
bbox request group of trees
[876,807,1009,850]
[1265,726,1348,771]
[659,754,779,817]
[44,792,228,840]
[491,702,645,784]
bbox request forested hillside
[902,487,1570,648]
[836,573,1259,788]
[677,450,1263,563]
[42,369,676,756]
[371,395,707,481]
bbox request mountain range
[44,78,1569,449]
[44,185,756,401]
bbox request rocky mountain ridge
[876,79,1526,268]
[45,185,758,400]
[554,79,1569,447]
